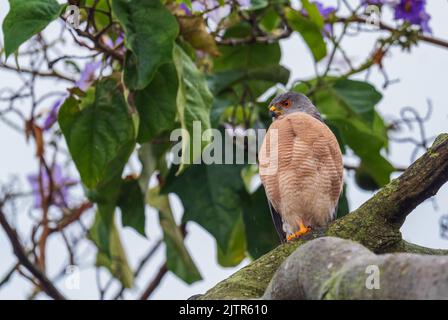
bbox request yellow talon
[286,222,311,241]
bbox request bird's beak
[269,105,280,118]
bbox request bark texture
[199,133,448,300]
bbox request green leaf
[301,0,324,29]
[58,78,136,190]
[333,79,382,125]
[336,184,349,218]
[89,212,134,288]
[112,0,179,90]
[173,44,213,174]
[285,8,327,62]
[241,187,279,259]
[210,96,233,128]
[259,8,281,32]
[138,142,170,194]
[329,116,394,186]
[217,214,246,267]
[147,187,202,284]
[214,42,281,71]
[248,0,269,10]
[208,65,290,95]
[3,0,62,58]
[355,163,381,191]
[117,179,146,237]
[164,163,245,254]
[85,0,110,31]
[134,63,178,143]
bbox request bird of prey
[259,92,343,242]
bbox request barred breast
[259,112,343,234]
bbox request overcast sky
[0,0,447,299]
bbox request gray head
[268,92,322,121]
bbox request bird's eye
[282,100,290,108]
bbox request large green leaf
[214,43,281,71]
[301,0,324,28]
[329,116,394,186]
[333,79,382,125]
[134,63,178,143]
[58,78,136,190]
[164,163,245,254]
[173,45,213,174]
[117,179,146,237]
[217,214,246,267]
[208,65,290,95]
[241,186,279,259]
[2,0,62,58]
[112,0,179,90]
[285,8,327,62]
[89,212,134,288]
[147,187,201,284]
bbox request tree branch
[0,63,76,83]
[139,263,168,300]
[199,134,448,300]
[0,208,66,300]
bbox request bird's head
[268,92,322,121]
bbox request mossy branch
[199,134,448,300]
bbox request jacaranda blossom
[75,60,102,91]
[43,98,63,131]
[27,164,77,209]
[394,0,431,33]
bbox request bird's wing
[268,198,286,243]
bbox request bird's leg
[286,222,311,241]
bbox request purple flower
[105,34,124,51]
[27,164,77,209]
[313,1,336,17]
[394,0,431,33]
[76,60,102,91]
[43,98,63,131]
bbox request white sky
[0,0,447,299]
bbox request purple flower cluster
[361,0,431,33]
[394,0,431,33]
[307,1,432,33]
[28,164,77,209]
